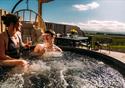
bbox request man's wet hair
[45,30,56,37]
[1,13,19,27]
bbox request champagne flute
[27,37,32,46]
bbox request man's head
[44,30,56,37]
[42,30,56,43]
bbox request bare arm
[16,31,25,47]
[0,34,13,60]
[16,31,31,48]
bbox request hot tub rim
[60,46,125,77]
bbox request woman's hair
[45,30,56,37]
[1,13,19,27]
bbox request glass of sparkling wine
[27,37,32,46]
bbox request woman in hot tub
[34,30,62,58]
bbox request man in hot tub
[34,30,62,58]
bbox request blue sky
[1,0,125,34]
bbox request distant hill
[84,31,125,36]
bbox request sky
[0,0,125,34]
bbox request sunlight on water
[28,60,51,74]
[42,52,63,59]
[0,51,125,88]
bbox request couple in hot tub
[0,13,62,73]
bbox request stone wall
[45,22,85,37]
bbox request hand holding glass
[26,37,32,47]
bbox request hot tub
[0,47,125,88]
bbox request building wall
[45,22,85,36]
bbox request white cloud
[46,21,76,26]
[77,20,125,34]
[87,2,100,10]
[58,20,125,34]
[73,2,99,11]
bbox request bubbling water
[0,51,125,88]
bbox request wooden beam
[39,0,54,3]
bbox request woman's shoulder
[0,31,7,39]
[16,31,21,37]
[16,31,21,35]
[0,31,6,36]
[0,32,8,49]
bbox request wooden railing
[0,9,8,33]
[14,9,46,33]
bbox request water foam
[0,51,125,88]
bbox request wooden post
[0,9,8,32]
[38,0,43,32]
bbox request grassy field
[110,45,125,52]
[86,34,125,53]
